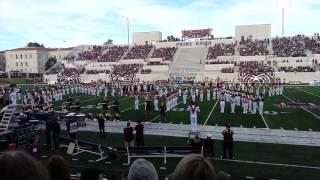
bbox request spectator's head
[47,155,70,180]
[173,154,216,180]
[207,134,212,139]
[81,167,103,180]
[137,120,141,124]
[128,158,158,180]
[226,125,231,129]
[127,122,131,127]
[0,151,49,180]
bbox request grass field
[48,86,320,131]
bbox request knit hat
[128,158,158,180]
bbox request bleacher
[124,45,153,60]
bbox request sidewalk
[61,121,320,147]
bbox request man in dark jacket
[124,122,134,147]
[222,125,233,159]
[204,134,214,157]
[134,120,144,146]
[97,113,105,137]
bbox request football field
[49,86,320,131]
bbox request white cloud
[0,0,319,50]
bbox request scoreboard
[182,28,212,39]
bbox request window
[21,62,23,66]
[16,62,18,67]
[20,54,22,59]
[16,55,18,59]
[25,62,28,66]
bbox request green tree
[45,57,57,71]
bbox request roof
[5,47,74,52]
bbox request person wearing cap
[128,158,158,180]
[204,134,214,157]
[222,125,233,159]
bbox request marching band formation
[0,79,285,132]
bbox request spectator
[207,43,235,59]
[173,154,216,180]
[222,125,234,159]
[97,113,105,137]
[47,155,70,180]
[151,47,177,61]
[124,122,134,147]
[128,158,158,180]
[81,167,103,180]
[135,120,144,146]
[0,151,49,180]
[124,45,153,60]
[204,134,214,157]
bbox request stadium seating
[141,69,152,74]
[77,45,108,60]
[238,61,274,75]
[272,35,307,57]
[124,45,153,60]
[111,64,142,76]
[278,66,316,72]
[86,69,110,74]
[207,43,236,59]
[239,38,269,56]
[221,67,234,73]
[97,46,128,62]
[151,47,177,60]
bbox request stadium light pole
[276,0,291,36]
[121,13,130,46]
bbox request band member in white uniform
[187,102,200,132]
[259,96,264,115]
[200,89,204,102]
[183,90,187,105]
[191,91,196,103]
[230,95,236,114]
[134,96,139,110]
[242,95,248,114]
[212,88,217,100]
[10,89,17,105]
[252,96,258,114]
[154,96,159,111]
[178,87,182,97]
[207,88,211,101]
[219,93,226,114]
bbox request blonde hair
[174,154,216,180]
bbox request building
[132,31,162,45]
[0,51,5,71]
[5,47,73,73]
[235,24,271,40]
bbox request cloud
[0,0,319,50]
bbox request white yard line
[297,89,320,99]
[260,114,270,129]
[203,100,218,126]
[210,158,320,170]
[283,94,320,120]
[121,102,144,113]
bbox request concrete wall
[132,31,162,45]
[235,24,271,40]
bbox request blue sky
[0,0,319,51]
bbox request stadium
[0,0,320,180]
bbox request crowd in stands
[111,64,142,76]
[61,68,85,76]
[305,33,320,54]
[141,69,152,74]
[239,38,269,56]
[207,43,236,59]
[77,45,108,60]
[124,45,153,60]
[151,47,177,60]
[272,35,307,57]
[206,61,234,65]
[97,46,128,62]
[86,69,110,74]
[221,68,234,73]
[238,61,274,75]
[278,66,316,72]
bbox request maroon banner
[182,28,212,38]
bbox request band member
[259,95,264,115]
[252,96,258,114]
[212,88,217,100]
[200,88,204,102]
[10,88,17,105]
[134,96,139,110]
[183,89,187,105]
[230,95,236,114]
[187,102,200,132]
[242,95,248,114]
[178,87,182,97]
[191,91,196,103]
[248,95,253,113]
[219,93,226,114]
[207,88,211,101]
[154,96,159,111]
[159,102,167,122]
